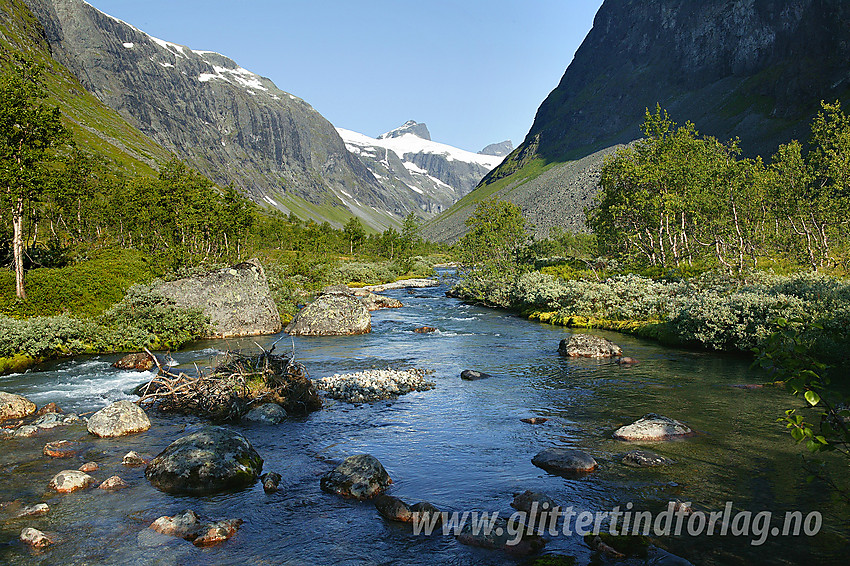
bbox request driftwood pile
[137,345,321,421]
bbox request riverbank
[451,269,850,366]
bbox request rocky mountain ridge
[22,0,408,229]
[338,122,504,215]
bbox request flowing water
[1,272,848,565]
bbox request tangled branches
[137,344,321,421]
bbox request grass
[0,249,164,319]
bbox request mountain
[21,0,406,229]
[426,0,850,241]
[338,123,504,215]
[0,0,170,175]
[478,140,513,157]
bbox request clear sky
[84,0,604,153]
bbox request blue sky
[85,0,604,153]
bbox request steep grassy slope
[0,0,169,174]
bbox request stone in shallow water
[261,472,282,493]
[532,448,598,475]
[511,490,561,520]
[43,440,80,458]
[457,516,546,556]
[193,519,243,547]
[374,494,413,522]
[0,391,36,422]
[460,369,492,381]
[145,427,263,495]
[20,527,52,548]
[613,414,693,441]
[320,454,391,500]
[150,510,203,539]
[99,476,130,490]
[558,334,622,358]
[49,470,94,493]
[87,400,151,438]
[122,451,147,466]
[621,449,675,467]
[244,403,287,424]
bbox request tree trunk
[13,196,26,299]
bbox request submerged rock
[122,451,147,466]
[261,472,282,493]
[244,403,287,424]
[374,494,414,522]
[613,414,694,441]
[145,427,263,495]
[521,417,548,425]
[112,352,155,371]
[79,462,99,473]
[410,502,442,525]
[558,334,622,358]
[43,440,81,458]
[457,516,546,556]
[49,470,94,493]
[99,476,130,490]
[621,449,675,467]
[511,490,561,518]
[285,294,371,336]
[460,369,492,381]
[532,448,598,475]
[413,326,437,333]
[87,400,151,438]
[320,454,391,500]
[0,392,36,422]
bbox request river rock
[410,502,441,525]
[456,516,546,556]
[532,448,598,475]
[374,494,413,522]
[617,356,639,365]
[511,490,561,516]
[32,412,66,429]
[613,414,694,441]
[79,462,99,472]
[122,451,147,466]
[43,440,80,458]
[285,293,371,336]
[621,449,675,467]
[49,470,94,493]
[521,417,548,425]
[261,472,282,492]
[244,403,287,424]
[99,476,130,490]
[150,510,204,538]
[145,427,263,495]
[13,425,38,438]
[0,392,36,422]
[193,519,243,547]
[34,402,62,417]
[356,291,403,311]
[461,369,492,381]
[16,503,50,519]
[154,259,282,338]
[320,454,391,500]
[558,334,622,357]
[20,527,52,548]
[413,326,437,333]
[87,400,151,438]
[112,352,155,371]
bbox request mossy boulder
[285,294,371,336]
[145,426,263,495]
[320,454,390,499]
[87,400,151,437]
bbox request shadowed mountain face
[23,0,409,229]
[484,0,850,187]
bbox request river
[1,272,847,565]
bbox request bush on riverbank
[454,269,850,359]
[0,285,209,362]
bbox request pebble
[315,369,435,403]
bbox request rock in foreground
[613,414,693,441]
[320,454,391,500]
[150,509,242,547]
[0,392,36,422]
[316,369,435,403]
[87,400,151,438]
[145,427,263,495]
[532,448,598,475]
[285,294,371,336]
[558,334,622,358]
[49,470,94,493]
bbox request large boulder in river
[154,259,281,339]
[285,294,371,336]
[87,400,151,437]
[112,352,155,371]
[320,454,391,499]
[558,334,622,357]
[0,392,36,422]
[532,448,598,475]
[613,414,694,441]
[145,427,263,495]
